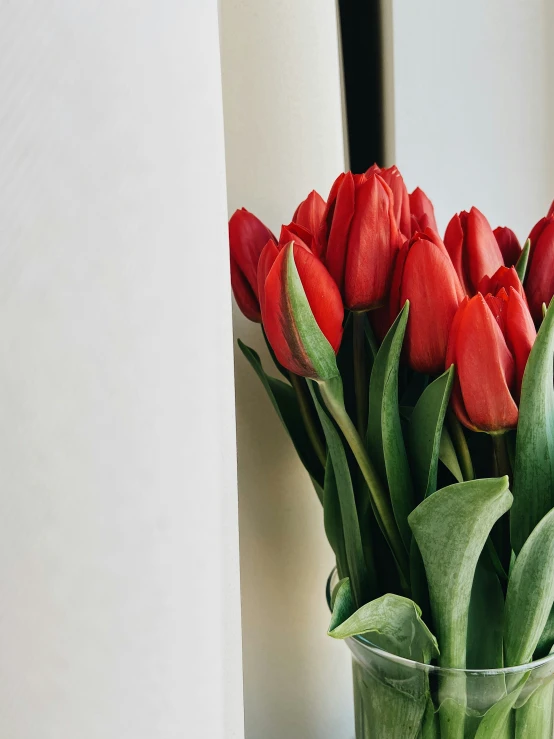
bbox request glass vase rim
[326,568,554,677]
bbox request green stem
[289,373,326,468]
[492,432,512,482]
[353,312,368,438]
[447,409,474,481]
[319,378,409,587]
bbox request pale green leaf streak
[367,302,414,550]
[408,477,513,669]
[285,245,339,380]
[329,591,439,664]
[511,297,554,553]
[408,367,454,499]
[504,507,554,667]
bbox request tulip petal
[293,190,326,251]
[455,295,518,432]
[444,213,469,294]
[321,172,356,290]
[505,287,536,400]
[525,218,554,324]
[493,226,521,267]
[230,253,261,322]
[466,207,504,292]
[257,239,280,319]
[410,187,439,235]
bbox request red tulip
[409,187,438,235]
[292,190,326,253]
[389,229,464,373]
[368,165,411,239]
[319,171,402,311]
[444,207,504,295]
[477,265,526,304]
[525,216,554,323]
[493,226,521,268]
[446,287,535,432]
[279,223,312,252]
[229,208,276,322]
[261,243,344,378]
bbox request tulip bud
[493,226,521,268]
[446,286,535,432]
[444,207,504,295]
[370,165,411,239]
[320,171,402,311]
[262,243,344,379]
[409,187,438,235]
[229,208,276,322]
[292,190,326,254]
[389,229,464,373]
[525,216,554,324]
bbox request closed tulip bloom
[525,216,554,323]
[493,226,521,268]
[229,208,276,322]
[292,190,326,253]
[279,223,313,252]
[446,288,535,432]
[409,187,438,235]
[262,243,344,378]
[444,207,504,295]
[369,164,411,239]
[320,171,402,311]
[389,229,464,373]
[478,265,526,303]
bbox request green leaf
[408,477,513,668]
[323,459,348,580]
[285,245,339,380]
[328,577,355,631]
[367,302,414,550]
[475,678,527,739]
[438,425,463,483]
[535,605,554,659]
[515,681,554,738]
[467,559,505,670]
[511,297,554,553]
[420,699,439,738]
[238,340,324,495]
[516,238,530,283]
[504,507,554,666]
[329,592,439,663]
[309,384,373,606]
[408,367,454,500]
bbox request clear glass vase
[326,571,554,738]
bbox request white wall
[220,2,353,738]
[0,3,243,738]
[390,0,554,237]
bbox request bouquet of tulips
[229,165,554,738]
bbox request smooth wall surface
[390,0,554,237]
[0,3,243,738]
[220,1,353,737]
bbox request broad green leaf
[511,297,554,553]
[515,238,530,283]
[475,678,527,739]
[367,302,414,550]
[309,384,372,606]
[515,681,554,738]
[504,507,554,666]
[408,367,454,500]
[420,699,439,738]
[408,477,513,668]
[285,245,339,380]
[323,460,348,580]
[329,591,439,663]
[328,577,355,631]
[535,605,554,659]
[238,340,324,495]
[467,559,505,670]
[439,425,463,483]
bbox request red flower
[389,229,464,373]
[261,243,344,378]
[444,207,504,295]
[229,208,276,322]
[368,164,411,239]
[409,187,438,235]
[319,171,402,311]
[292,190,326,254]
[525,216,554,323]
[446,287,535,432]
[477,265,526,303]
[493,226,521,268]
